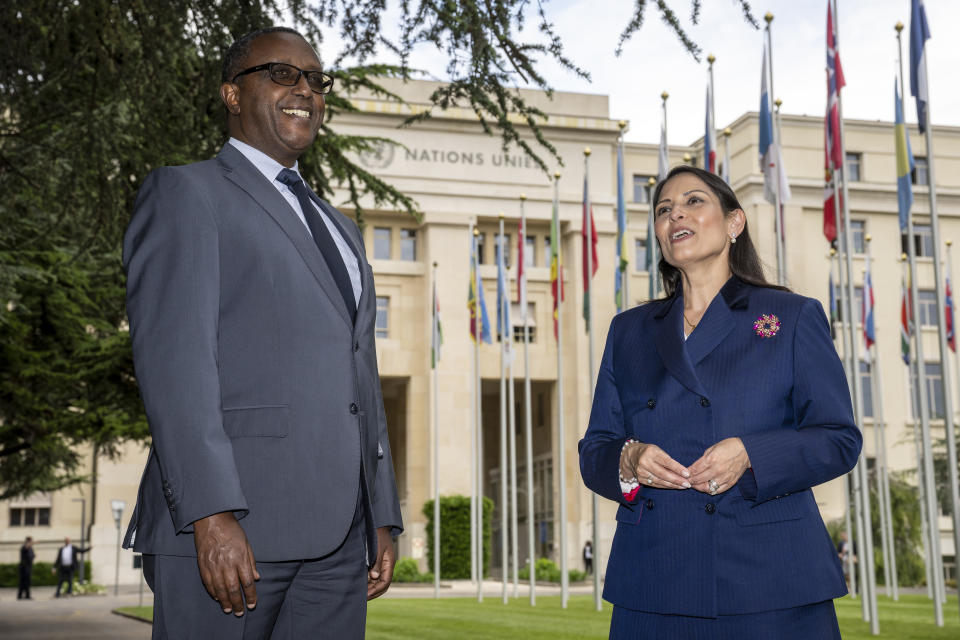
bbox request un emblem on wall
[358,141,395,169]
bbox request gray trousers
[144,506,367,639]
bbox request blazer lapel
[685,276,751,365]
[654,293,707,397]
[217,145,353,328]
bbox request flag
[432,278,443,368]
[759,39,791,206]
[582,172,598,330]
[615,140,628,311]
[947,274,956,352]
[895,81,916,230]
[823,2,845,243]
[550,183,565,341]
[829,272,838,339]
[657,115,669,181]
[910,0,931,133]
[704,72,717,174]
[862,262,876,361]
[901,277,912,365]
[468,234,492,344]
[496,234,511,343]
[721,133,731,185]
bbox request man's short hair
[221,26,308,84]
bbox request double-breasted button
[704,502,716,514]
[699,397,710,408]
[646,398,657,409]
[350,403,359,415]
[354,341,360,352]
[645,499,655,510]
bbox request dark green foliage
[392,556,434,583]
[870,473,926,586]
[0,561,91,588]
[518,557,586,583]
[423,494,493,579]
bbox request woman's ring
[708,479,720,494]
[647,473,655,484]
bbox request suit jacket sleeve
[738,298,862,503]
[124,167,248,533]
[579,315,642,506]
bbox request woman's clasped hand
[620,437,751,495]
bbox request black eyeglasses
[232,62,334,95]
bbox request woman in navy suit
[579,166,861,639]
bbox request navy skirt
[609,599,841,640]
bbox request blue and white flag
[759,39,791,205]
[894,80,915,231]
[910,0,931,133]
[495,234,511,343]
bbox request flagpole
[508,316,519,599]
[584,147,601,612]
[722,127,732,185]
[617,121,630,313]
[903,253,935,600]
[474,226,485,602]
[915,8,960,616]
[708,54,717,174]
[518,194,537,606]
[471,226,479,588]
[764,13,785,287]
[833,248,858,599]
[898,17,945,622]
[651,91,668,300]
[774,97,788,283]
[864,239,896,599]
[432,261,441,599]
[832,1,879,630]
[553,171,569,609]
[647,176,658,300]
[498,215,509,604]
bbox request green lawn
[116,593,960,639]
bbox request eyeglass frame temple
[231,62,333,94]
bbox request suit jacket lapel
[217,145,353,328]
[684,276,752,365]
[654,293,707,397]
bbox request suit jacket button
[704,502,716,514]
[699,397,710,408]
[646,398,656,409]
[350,403,359,415]
[354,341,360,352]
[645,499,654,510]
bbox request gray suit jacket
[122,143,402,563]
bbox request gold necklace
[683,312,698,330]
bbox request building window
[9,507,51,527]
[912,156,929,186]
[860,361,874,418]
[850,220,866,254]
[836,286,864,324]
[635,238,648,272]
[476,232,487,265]
[632,175,654,204]
[524,236,536,268]
[400,229,417,261]
[495,233,511,268]
[373,227,391,260]
[511,302,535,343]
[543,237,553,267]
[912,362,945,419]
[902,223,934,258]
[846,152,862,182]
[917,289,938,328]
[375,296,389,338]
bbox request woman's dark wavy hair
[652,165,788,297]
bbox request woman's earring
[730,233,737,244]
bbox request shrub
[0,561,92,588]
[518,557,587,583]
[423,495,494,579]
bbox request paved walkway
[0,579,597,638]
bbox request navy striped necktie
[276,169,356,323]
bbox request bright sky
[317,1,960,145]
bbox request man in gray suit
[122,26,402,638]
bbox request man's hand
[193,511,260,616]
[687,437,751,495]
[367,526,395,600]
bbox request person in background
[582,540,593,575]
[579,166,861,639]
[18,536,35,599]
[53,536,90,597]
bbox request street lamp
[110,499,126,596]
[71,497,86,583]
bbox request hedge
[423,495,493,579]
[518,557,587,583]
[0,561,92,588]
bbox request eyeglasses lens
[269,63,332,95]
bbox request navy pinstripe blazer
[579,276,861,618]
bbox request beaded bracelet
[619,439,641,494]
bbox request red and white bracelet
[619,438,641,496]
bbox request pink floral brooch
[754,314,781,338]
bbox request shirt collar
[227,138,300,185]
